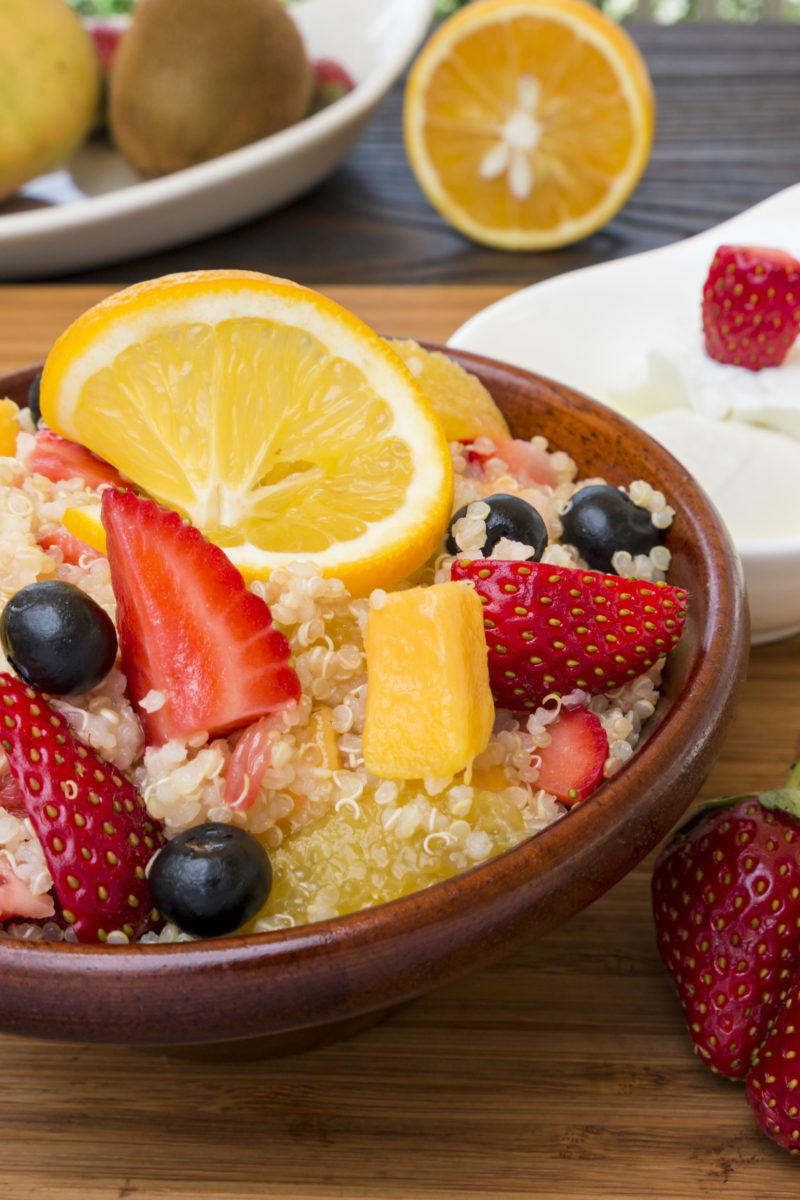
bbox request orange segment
[39,271,454,597]
[403,0,655,250]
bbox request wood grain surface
[0,284,798,1198]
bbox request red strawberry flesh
[702,244,800,370]
[450,559,687,710]
[101,488,301,745]
[0,672,164,943]
[534,705,607,805]
[31,428,127,492]
[652,785,800,1079]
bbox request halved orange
[404,0,655,250]
[40,270,453,597]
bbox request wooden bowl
[0,349,749,1055]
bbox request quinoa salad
[0,289,687,947]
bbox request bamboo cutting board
[0,284,798,1200]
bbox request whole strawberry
[0,672,165,943]
[651,768,800,1079]
[702,244,800,370]
[450,558,686,710]
[747,971,800,1153]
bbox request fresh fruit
[0,399,19,457]
[147,822,272,938]
[30,428,126,492]
[534,706,607,805]
[362,581,494,779]
[0,0,101,201]
[101,487,301,744]
[85,17,125,73]
[446,493,548,560]
[43,512,106,566]
[747,971,800,1153]
[0,854,55,922]
[651,769,800,1079]
[223,717,273,812]
[309,58,356,114]
[108,0,313,177]
[403,0,655,250]
[450,559,686,710]
[468,438,557,489]
[0,672,164,942]
[40,270,453,597]
[0,580,117,696]
[702,245,800,371]
[560,484,663,574]
[387,339,510,442]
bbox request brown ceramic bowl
[0,349,748,1054]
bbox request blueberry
[0,580,117,695]
[148,823,273,939]
[560,484,662,574]
[446,493,548,561]
[27,373,42,427]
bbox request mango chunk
[362,581,494,779]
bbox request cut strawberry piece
[466,437,556,489]
[30,429,127,492]
[101,488,301,745]
[309,58,356,113]
[87,20,125,74]
[450,559,687,710]
[534,706,607,806]
[37,524,105,567]
[224,717,273,812]
[652,775,800,1080]
[702,244,800,370]
[0,855,55,922]
[0,672,164,942]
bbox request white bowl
[0,0,435,279]
[449,185,800,646]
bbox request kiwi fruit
[108,0,314,178]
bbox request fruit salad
[0,272,686,946]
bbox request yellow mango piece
[362,581,494,779]
[0,398,20,456]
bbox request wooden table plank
[0,284,798,1198]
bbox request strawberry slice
[0,672,164,942]
[465,437,556,489]
[702,244,800,370]
[534,706,607,805]
[101,488,301,745]
[450,559,687,709]
[30,429,127,492]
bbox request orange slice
[40,270,453,597]
[403,0,655,250]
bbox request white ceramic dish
[449,184,800,646]
[0,0,435,280]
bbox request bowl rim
[0,348,749,1046]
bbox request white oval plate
[0,0,434,280]
[448,184,800,646]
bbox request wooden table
[0,283,799,1199]
[3,17,800,1199]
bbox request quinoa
[0,413,676,942]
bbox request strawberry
[309,58,355,113]
[0,672,164,942]
[534,706,607,805]
[86,19,125,74]
[101,488,301,745]
[37,524,105,567]
[464,437,556,489]
[651,770,800,1079]
[449,559,687,710]
[702,244,800,370]
[747,971,800,1153]
[30,429,126,492]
